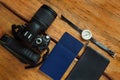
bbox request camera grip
[0,35,40,65]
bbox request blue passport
[40,32,83,80]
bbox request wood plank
[0,0,120,80]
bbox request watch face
[81,30,92,40]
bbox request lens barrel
[29,4,57,34]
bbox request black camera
[12,4,57,52]
[0,4,57,68]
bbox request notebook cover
[66,46,110,80]
[40,32,83,80]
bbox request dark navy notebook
[40,32,83,80]
[66,46,110,80]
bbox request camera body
[12,24,50,52]
[12,4,57,53]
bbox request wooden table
[0,0,120,80]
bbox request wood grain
[0,0,120,80]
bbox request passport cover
[40,32,83,80]
[66,46,110,80]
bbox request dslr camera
[12,4,57,52]
[0,4,57,68]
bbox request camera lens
[29,4,57,35]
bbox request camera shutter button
[45,36,50,40]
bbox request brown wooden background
[0,0,120,80]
